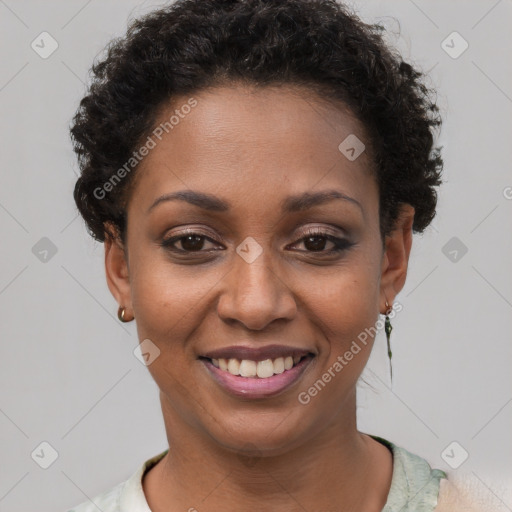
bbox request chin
[204,407,314,457]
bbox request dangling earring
[118,306,134,323]
[384,299,393,384]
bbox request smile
[199,353,315,399]
[209,355,304,378]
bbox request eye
[290,228,353,254]
[160,228,354,255]
[160,232,221,253]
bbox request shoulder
[65,449,168,512]
[371,436,495,512]
[435,473,501,512]
[371,435,447,512]
[65,480,124,512]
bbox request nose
[216,249,297,331]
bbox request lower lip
[201,356,314,399]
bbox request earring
[384,299,393,384]
[118,306,133,323]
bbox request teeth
[211,354,306,378]
[227,358,240,376]
[273,357,285,374]
[239,360,257,377]
[256,359,274,378]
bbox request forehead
[128,84,377,218]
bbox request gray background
[0,0,511,511]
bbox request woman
[67,0,480,510]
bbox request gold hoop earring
[118,306,133,323]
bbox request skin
[104,84,415,511]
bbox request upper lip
[200,344,314,362]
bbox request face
[105,84,414,456]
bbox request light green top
[370,435,447,511]
[67,435,447,512]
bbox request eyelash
[160,228,353,256]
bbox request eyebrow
[147,189,363,214]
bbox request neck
[143,390,392,512]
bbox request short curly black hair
[71,0,443,246]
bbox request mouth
[198,346,316,399]
[199,353,313,378]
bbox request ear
[104,222,133,316]
[379,203,415,312]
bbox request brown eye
[179,234,206,252]
[161,232,220,253]
[291,229,354,254]
[302,235,332,252]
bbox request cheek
[304,266,380,339]
[129,252,225,346]
[297,279,379,415]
